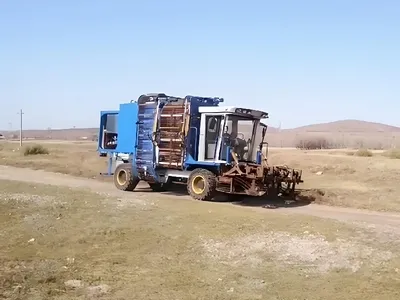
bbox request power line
[17,109,24,147]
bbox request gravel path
[2,165,400,230]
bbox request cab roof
[198,106,268,119]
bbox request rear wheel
[114,163,139,191]
[187,168,217,201]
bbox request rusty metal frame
[216,149,303,197]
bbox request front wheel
[187,168,217,201]
[113,163,139,191]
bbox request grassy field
[1,140,400,212]
[0,141,106,178]
[1,179,400,300]
[267,147,400,212]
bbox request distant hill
[1,128,98,140]
[265,126,279,133]
[263,120,400,149]
[284,120,400,133]
[2,126,280,140]
[2,120,400,150]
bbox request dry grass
[23,144,50,156]
[1,180,400,299]
[0,141,106,178]
[383,149,400,159]
[267,131,400,149]
[267,148,400,212]
[352,148,373,157]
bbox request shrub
[295,137,333,150]
[23,144,50,156]
[354,148,373,157]
[383,149,400,159]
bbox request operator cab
[98,111,119,151]
[197,106,268,163]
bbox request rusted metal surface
[217,150,303,197]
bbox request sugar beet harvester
[97,94,303,201]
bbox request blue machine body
[97,94,226,179]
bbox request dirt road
[1,165,400,229]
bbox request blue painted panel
[185,96,223,161]
[136,99,158,181]
[225,146,232,164]
[256,150,262,164]
[115,103,138,154]
[184,154,221,171]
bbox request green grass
[1,180,399,299]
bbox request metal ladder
[156,99,190,169]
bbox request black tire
[113,163,139,191]
[187,168,217,201]
[148,182,170,192]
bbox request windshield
[220,114,261,162]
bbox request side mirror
[224,126,229,134]
[262,126,267,137]
[259,123,268,151]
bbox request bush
[383,149,400,159]
[23,144,50,156]
[354,149,373,157]
[295,138,333,150]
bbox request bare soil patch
[201,231,393,274]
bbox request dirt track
[1,165,400,229]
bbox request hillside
[285,120,400,133]
[2,128,98,140]
[264,120,400,149]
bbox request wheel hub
[117,170,127,185]
[192,175,205,194]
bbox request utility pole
[17,109,24,147]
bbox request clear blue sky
[0,0,399,130]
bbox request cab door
[205,115,223,160]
